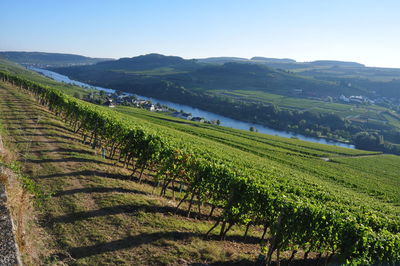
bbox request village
[84,90,220,125]
[305,92,399,109]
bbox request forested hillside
[52,54,400,154]
[0,51,112,67]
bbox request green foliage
[51,54,400,153]
[1,70,400,264]
[0,51,111,67]
[3,160,52,206]
[0,58,92,96]
[1,118,49,205]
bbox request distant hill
[196,57,249,64]
[95,53,198,71]
[0,51,113,67]
[52,53,349,97]
[197,57,370,74]
[197,56,297,65]
[195,57,366,69]
[309,60,365,68]
[46,53,400,153]
[51,53,400,101]
[251,57,296,64]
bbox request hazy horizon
[1,50,395,69]
[1,0,400,68]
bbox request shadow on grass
[23,157,115,166]
[1,117,41,121]
[48,202,261,244]
[191,259,254,266]
[68,231,264,264]
[39,170,129,180]
[0,110,36,114]
[6,127,72,135]
[49,203,182,224]
[12,133,82,142]
[5,121,73,132]
[54,187,148,197]
[0,102,32,107]
[195,258,332,266]
[37,148,94,156]
[13,140,70,144]
[0,106,54,115]
[68,231,203,259]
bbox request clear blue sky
[1,0,400,67]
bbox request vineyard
[0,67,399,265]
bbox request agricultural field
[0,60,399,264]
[211,89,387,117]
[114,106,400,206]
[211,89,400,133]
[0,58,91,96]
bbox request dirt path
[321,153,384,162]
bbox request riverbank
[28,67,355,149]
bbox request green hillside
[52,54,349,97]
[201,56,400,95]
[0,51,112,67]
[0,58,399,264]
[51,54,400,154]
[0,58,92,96]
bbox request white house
[339,94,350,102]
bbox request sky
[1,0,400,68]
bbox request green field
[0,58,91,96]
[1,59,399,264]
[113,105,399,207]
[212,89,385,114]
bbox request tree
[249,126,257,132]
[73,92,82,99]
[353,132,384,151]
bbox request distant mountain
[196,57,249,64]
[197,56,297,65]
[52,53,349,97]
[0,51,113,67]
[251,57,296,64]
[196,57,365,70]
[309,60,365,68]
[52,53,400,100]
[94,53,198,71]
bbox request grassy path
[0,83,264,265]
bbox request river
[29,67,355,149]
